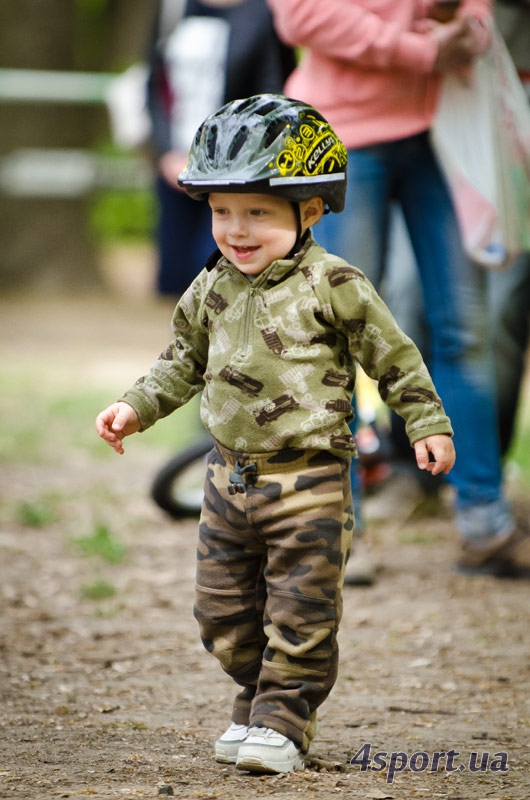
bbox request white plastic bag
[431,26,530,268]
[104,63,152,149]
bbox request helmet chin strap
[284,200,329,258]
[293,201,303,241]
[284,202,305,258]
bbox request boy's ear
[301,197,325,229]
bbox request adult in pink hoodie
[266,0,523,577]
[267,1,491,148]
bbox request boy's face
[208,193,299,276]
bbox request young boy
[96,94,455,775]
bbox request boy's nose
[228,214,247,236]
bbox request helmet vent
[206,124,218,161]
[263,119,288,149]
[228,126,249,161]
[255,100,281,118]
[234,97,255,115]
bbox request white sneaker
[235,726,304,773]
[214,723,248,764]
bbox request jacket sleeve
[326,268,454,444]
[266,0,492,73]
[119,276,210,430]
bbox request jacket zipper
[243,285,257,357]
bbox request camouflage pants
[194,441,354,753]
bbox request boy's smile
[232,244,260,260]
[208,193,300,276]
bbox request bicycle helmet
[178,94,348,212]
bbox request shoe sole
[236,754,304,774]
[455,560,530,579]
[214,750,238,764]
[457,525,530,574]
[214,741,246,764]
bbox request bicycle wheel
[150,435,214,519]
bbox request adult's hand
[433,16,483,71]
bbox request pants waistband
[212,439,345,476]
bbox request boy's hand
[413,434,455,476]
[95,402,140,454]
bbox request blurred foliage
[507,401,530,487]
[75,0,110,70]
[89,187,155,243]
[74,0,154,72]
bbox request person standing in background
[146,0,295,296]
[385,0,530,461]
[265,0,529,577]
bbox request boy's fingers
[414,441,429,470]
[111,404,138,433]
[95,405,130,455]
[111,408,129,431]
[414,437,455,476]
[428,459,443,476]
[95,414,110,438]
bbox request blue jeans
[385,217,530,459]
[316,132,512,539]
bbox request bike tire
[150,435,214,520]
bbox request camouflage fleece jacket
[121,235,453,457]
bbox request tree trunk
[0,0,155,293]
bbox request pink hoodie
[266,0,492,148]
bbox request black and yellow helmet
[178,94,348,212]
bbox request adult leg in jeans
[383,208,433,475]
[384,221,530,464]
[398,135,511,532]
[317,132,515,562]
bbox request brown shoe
[456,524,530,578]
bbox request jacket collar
[206,231,316,285]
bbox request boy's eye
[250,209,266,216]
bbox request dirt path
[1,294,529,799]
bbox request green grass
[505,400,530,490]
[17,495,59,527]
[0,367,203,465]
[80,580,117,601]
[72,523,126,564]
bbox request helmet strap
[284,202,310,259]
